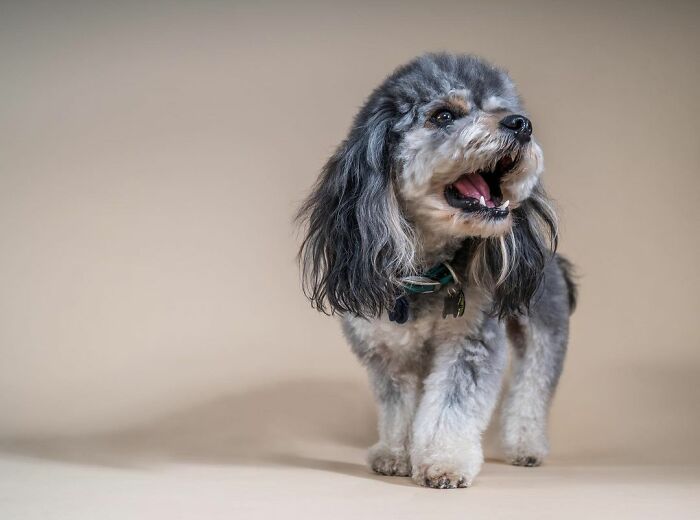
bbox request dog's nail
[499,199,510,209]
[479,195,486,206]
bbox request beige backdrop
[1,0,699,503]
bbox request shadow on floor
[0,379,398,482]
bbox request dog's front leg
[365,362,419,477]
[410,319,507,488]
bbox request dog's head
[298,53,557,318]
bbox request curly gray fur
[297,53,577,488]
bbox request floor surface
[1,443,698,520]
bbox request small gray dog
[297,53,576,489]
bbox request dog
[297,53,576,489]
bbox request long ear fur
[468,182,558,317]
[296,104,416,318]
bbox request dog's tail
[555,254,578,314]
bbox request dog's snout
[499,114,532,143]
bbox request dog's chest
[342,287,489,363]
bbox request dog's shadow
[0,379,415,483]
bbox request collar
[400,261,460,294]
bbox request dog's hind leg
[500,260,572,466]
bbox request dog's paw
[367,444,411,476]
[410,438,483,489]
[510,455,542,467]
[411,462,473,489]
[503,436,548,468]
[502,423,549,468]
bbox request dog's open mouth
[444,154,516,216]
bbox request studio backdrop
[0,0,698,469]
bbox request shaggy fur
[297,53,576,489]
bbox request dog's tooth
[479,195,486,206]
[499,199,510,209]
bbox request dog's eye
[431,109,455,127]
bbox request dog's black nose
[499,114,532,143]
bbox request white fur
[481,95,510,112]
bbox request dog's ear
[297,103,415,318]
[477,182,558,317]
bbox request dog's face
[298,54,556,318]
[388,60,543,240]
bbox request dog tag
[442,288,465,319]
[388,295,409,324]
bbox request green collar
[400,262,459,294]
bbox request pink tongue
[453,174,493,206]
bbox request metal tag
[442,287,465,319]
